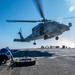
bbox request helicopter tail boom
[14,39,28,42]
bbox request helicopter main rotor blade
[33,0,45,19]
[6,20,42,22]
[55,16,75,21]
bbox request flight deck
[0,48,75,75]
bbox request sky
[0,0,75,49]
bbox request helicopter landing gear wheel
[55,36,59,40]
[44,35,48,40]
[33,40,36,45]
[33,42,36,45]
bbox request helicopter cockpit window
[32,28,34,33]
[32,28,34,31]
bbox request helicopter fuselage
[24,21,71,41]
[14,21,71,43]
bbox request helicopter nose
[66,26,70,31]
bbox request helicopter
[6,0,73,45]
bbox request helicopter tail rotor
[18,28,24,39]
[18,28,22,35]
[68,22,72,27]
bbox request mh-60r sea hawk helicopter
[6,0,73,45]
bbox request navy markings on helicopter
[6,0,73,45]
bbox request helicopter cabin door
[40,26,44,35]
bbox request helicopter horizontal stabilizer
[14,39,23,42]
[14,39,28,42]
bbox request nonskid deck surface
[0,48,75,75]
